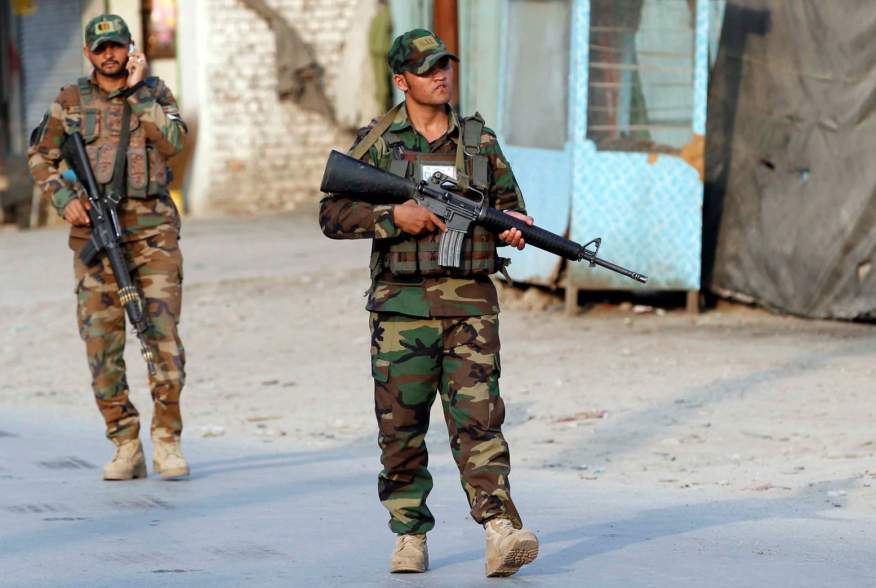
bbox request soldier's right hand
[63,198,91,226]
[392,200,447,235]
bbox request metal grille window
[503,0,571,150]
[587,0,696,152]
[18,0,84,138]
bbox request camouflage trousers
[72,229,185,445]
[369,312,522,535]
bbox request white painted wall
[177,0,210,215]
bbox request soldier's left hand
[499,211,533,250]
[126,51,148,88]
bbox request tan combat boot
[102,438,147,480]
[389,533,428,573]
[484,518,539,577]
[152,436,190,479]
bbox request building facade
[2,0,387,222]
[179,0,382,215]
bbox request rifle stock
[321,150,414,201]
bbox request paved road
[1,408,874,588]
[3,217,875,587]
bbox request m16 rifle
[320,150,648,284]
[61,131,156,375]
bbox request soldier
[28,15,188,481]
[320,29,539,577]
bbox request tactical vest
[353,106,501,278]
[76,77,169,198]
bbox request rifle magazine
[438,229,466,268]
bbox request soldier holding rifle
[320,29,540,577]
[28,14,189,481]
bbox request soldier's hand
[499,210,533,250]
[393,200,447,235]
[126,51,148,88]
[63,198,91,226]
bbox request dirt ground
[2,211,874,517]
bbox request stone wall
[201,0,369,213]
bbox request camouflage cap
[388,29,459,75]
[84,14,132,52]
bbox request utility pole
[433,0,459,107]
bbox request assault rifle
[61,131,157,374]
[320,150,648,284]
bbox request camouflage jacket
[27,74,186,243]
[319,104,526,317]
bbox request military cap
[388,28,459,75]
[84,14,132,52]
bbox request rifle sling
[348,103,404,161]
[107,101,132,203]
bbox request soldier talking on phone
[27,14,189,481]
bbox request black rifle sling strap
[107,100,133,204]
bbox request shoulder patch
[479,127,501,150]
[57,84,81,108]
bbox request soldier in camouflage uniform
[27,15,189,481]
[320,29,539,577]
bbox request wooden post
[686,290,700,314]
[433,0,460,106]
[565,280,579,316]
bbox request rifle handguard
[79,238,100,266]
[480,208,584,260]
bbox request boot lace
[398,534,424,551]
[157,441,183,461]
[488,518,515,536]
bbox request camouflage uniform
[320,97,527,533]
[28,17,187,446]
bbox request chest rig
[76,77,169,198]
[352,105,500,278]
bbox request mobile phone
[129,41,135,53]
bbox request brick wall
[202,0,363,213]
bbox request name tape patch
[95,21,118,34]
[412,36,439,52]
